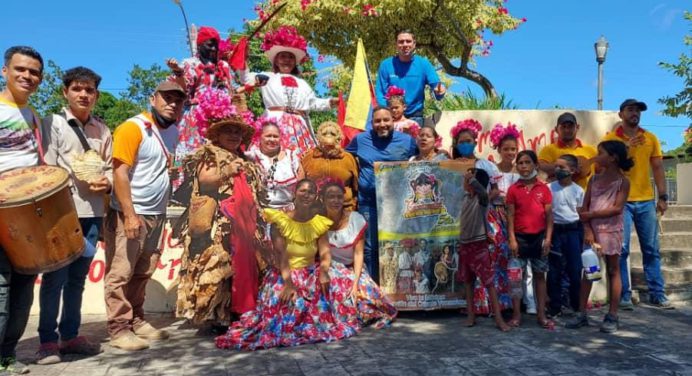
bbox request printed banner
[375,159,474,310]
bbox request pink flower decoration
[191,88,238,138]
[317,54,325,63]
[362,4,379,16]
[385,86,405,100]
[489,122,521,149]
[450,119,483,140]
[498,6,508,14]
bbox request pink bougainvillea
[192,89,238,137]
[261,26,308,54]
[385,86,405,99]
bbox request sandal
[537,318,555,329]
[507,318,521,327]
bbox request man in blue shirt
[346,107,417,282]
[375,30,446,126]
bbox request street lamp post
[594,35,609,110]
[172,0,194,55]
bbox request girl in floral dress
[242,26,337,158]
[451,119,512,315]
[215,179,358,350]
[320,179,397,329]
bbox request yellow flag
[344,39,374,131]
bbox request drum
[0,166,84,275]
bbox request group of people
[0,24,673,375]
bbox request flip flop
[507,318,521,327]
[538,318,555,329]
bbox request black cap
[619,99,647,112]
[557,112,577,125]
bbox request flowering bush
[450,119,483,140]
[385,86,405,100]
[489,122,521,149]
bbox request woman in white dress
[243,26,337,158]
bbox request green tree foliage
[252,0,525,97]
[93,91,141,131]
[658,11,691,120]
[425,89,516,116]
[28,60,65,116]
[121,63,169,110]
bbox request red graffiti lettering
[35,275,42,285]
[89,259,105,283]
[476,131,492,154]
[168,258,182,280]
[157,260,168,270]
[525,132,547,151]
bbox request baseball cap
[556,112,577,125]
[154,81,186,96]
[619,99,647,112]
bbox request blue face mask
[456,142,475,157]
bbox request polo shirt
[538,139,597,189]
[506,179,552,234]
[603,126,662,202]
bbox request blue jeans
[547,224,583,312]
[358,204,379,283]
[38,218,101,344]
[620,200,666,301]
[0,246,37,358]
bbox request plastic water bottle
[81,237,97,258]
[508,258,523,298]
[581,246,602,281]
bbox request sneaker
[59,336,102,355]
[133,322,169,340]
[600,313,619,333]
[619,298,635,311]
[565,312,589,329]
[1,358,30,374]
[35,342,61,365]
[649,296,674,310]
[526,305,537,315]
[109,331,149,351]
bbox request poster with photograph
[375,159,474,310]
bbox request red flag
[337,91,362,147]
[229,37,248,71]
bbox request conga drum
[0,166,84,274]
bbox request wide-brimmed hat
[261,26,308,65]
[193,90,255,147]
[206,115,255,146]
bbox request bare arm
[538,159,556,176]
[273,226,296,303]
[543,204,554,256]
[351,237,365,296]
[317,234,332,297]
[651,157,667,215]
[583,178,631,220]
[507,203,518,256]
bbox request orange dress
[301,148,359,209]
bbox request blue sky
[1,0,689,150]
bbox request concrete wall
[677,163,692,204]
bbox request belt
[554,221,581,231]
[267,106,306,117]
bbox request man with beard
[166,26,234,188]
[603,99,671,309]
[375,30,446,127]
[346,107,417,282]
[104,81,186,351]
[0,45,43,375]
[538,112,597,189]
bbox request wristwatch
[658,194,669,202]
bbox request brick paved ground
[13,305,692,376]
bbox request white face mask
[519,169,538,180]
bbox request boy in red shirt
[507,150,554,329]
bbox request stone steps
[631,266,692,285]
[664,205,692,218]
[630,248,692,267]
[630,232,692,252]
[633,282,692,304]
[660,218,692,232]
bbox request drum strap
[58,114,92,152]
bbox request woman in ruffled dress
[451,119,512,314]
[245,118,304,211]
[176,92,267,331]
[216,179,358,350]
[242,26,337,158]
[320,179,397,329]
